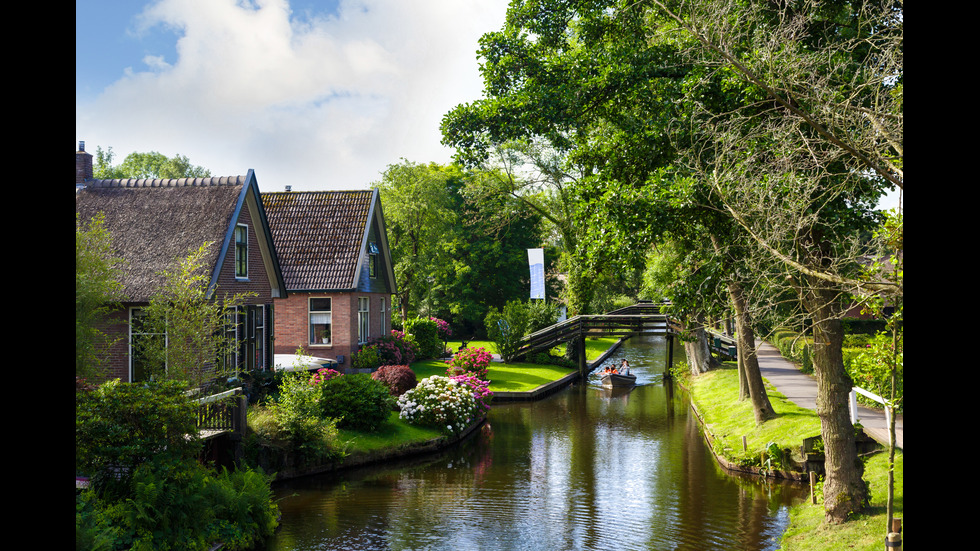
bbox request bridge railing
[194,387,245,438]
[513,305,681,358]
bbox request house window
[310,298,332,345]
[235,224,248,278]
[380,298,386,335]
[254,306,265,371]
[130,308,164,382]
[224,308,240,372]
[358,297,370,344]
[368,242,379,279]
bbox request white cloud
[76,0,508,190]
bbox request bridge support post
[577,335,587,378]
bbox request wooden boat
[600,372,637,388]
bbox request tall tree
[94,146,212,179]
[443,0,902,522]
[373,160,460,323]
[76,212,125,379]
[135,242,251,389]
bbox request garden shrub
[367,330,417,366]
[446,346,492,380]
[485,300,531,362]
[405,317,443,359]
[372,364,418,397]
[397,375,483,434]
[268,371,343,463]
[315,373,394,431]
[75,454,279,551]
[76,378,200,496]
[351,345,381,371]
[450,374,493,415]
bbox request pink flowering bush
[450,374,493,414]
[430,317,452,342]
[364,330,417,366]
[446,346,492,380]
[309,368,342,386]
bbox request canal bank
[265,338,628,481]
[263,334,803,551]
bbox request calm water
[260,335,806,550]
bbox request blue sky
[75,0,901,210]
[76,0,508,191]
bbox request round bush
[371,364,417,397]
[397,375,481,434]
[315,374,393,432]
[446,346,492,380]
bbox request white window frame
[309,297,332,346]
[129,307,166,382]
[358,297,370,344]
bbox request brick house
[261,189,396,370]
[75,142,287,383]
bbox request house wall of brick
[273,291,391,369]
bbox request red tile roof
[262,190,374,290]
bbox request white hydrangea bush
[397,375,481,434]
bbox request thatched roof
[75,176,249,302]
[262,190,375,291]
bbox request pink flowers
[309,368,342,386]
[450,374,493,413]
[430,317,452,341]
[447,346,492,380]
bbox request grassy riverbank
[681,362,904,550]
[340,337,620,450]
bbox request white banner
[528,248,544,299]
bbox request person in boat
[619,359,630,376]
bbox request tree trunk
[803,280,867,523]
[684,313,718,375]
[727,280,776,424]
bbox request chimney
[76,141,93,185]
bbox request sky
[75,0,901,210]
[76,0,510,191]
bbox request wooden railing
[194,387,245,439]
[513,303,682,358]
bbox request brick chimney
[76,141,93,184]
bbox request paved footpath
[755,340,903,450]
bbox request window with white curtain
[309,298,332,345]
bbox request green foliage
[315,373,394,432]
[93,146,211,180]
[351,345,381,371]
[484,300,531,362]
[75,455,278,551]
[135,241,253,387]
[76,212,125,379]
[264,372,344,465]
[76,379,200,495]
[404,317,443,359]
[848,332,904,412]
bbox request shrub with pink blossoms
[450,374,493,414]
[447,346,492,380]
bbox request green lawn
[419,337,620,393]
[682,361,904,550]
[337,411,444,455]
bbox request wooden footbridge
[514,302,683,375]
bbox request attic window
[369,242,378,279]
[235,225,248,279]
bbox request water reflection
[261,336,805,550]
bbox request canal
[259,335,807,550]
